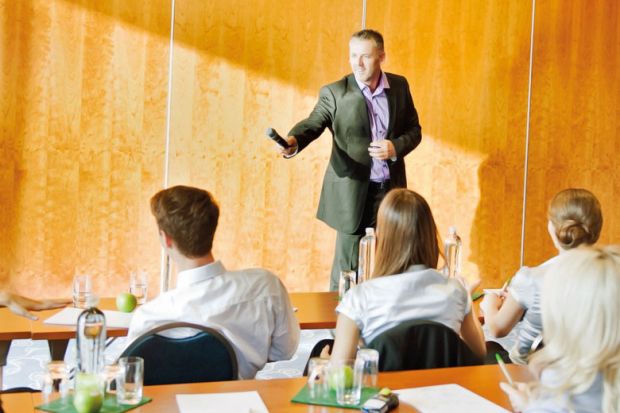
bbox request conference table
[0,292,339,362]
[13,364,529,412]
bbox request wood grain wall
[2,0,618,298]
[367,1,532,286]
[167,0,362,290]
[523,0,620,265]
[1,0,170,298]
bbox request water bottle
[76,297,106,375]
[357,227,376,284]
[443,226,462,278]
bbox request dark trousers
[329,181,391,291]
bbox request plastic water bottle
[444,226,462,278]
[76,296,106,375]
[357,227,376,284]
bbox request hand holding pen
[497,353,529,412]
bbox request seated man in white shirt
[122,185,300,379]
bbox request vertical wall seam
[361,0,367,29]
[160,0,176,293]
[520,0,536,268]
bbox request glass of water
[116,356,144,405]
[129,271,148,305]
[72,274,92,308]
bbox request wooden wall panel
[0,0,170,298]
[167,0,363,291]
[366,1,532,286]
[524,0,620,264]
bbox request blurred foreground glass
[116,356,144,405]
[306,357,329,400]
[338,270,356,301]
[329,358,363,405]
[129,271,148,305]
[72,275,92,309]
[356,348,379,388]
[41,361,70,403]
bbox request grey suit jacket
[289,73,422,233]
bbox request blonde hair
[372,189,440,277]
[548,188,602,249]
[529,246,620,412]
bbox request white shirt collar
[177,260,227,288]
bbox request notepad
[44,307,133,329]
[395,384,510,413]
[176,391,268,413]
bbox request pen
[495,353,514,386]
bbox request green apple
[328,365,354,390]
[73,390,103,413]
[116,292,137,312]
[74,373,103,413]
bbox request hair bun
[558,220,591,248]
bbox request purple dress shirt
[355,72,391,183]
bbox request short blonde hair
[530,246,620,412]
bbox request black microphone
[265,127,290,149]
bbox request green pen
[495,353,514,386]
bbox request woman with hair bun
[481,188,603,364]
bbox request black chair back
[367,320,483,371]
[119,322,238,385]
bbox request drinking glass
[356,348,379,388]
[306,357,329,400]
[72,274,92,309]
[102,362,120,394]
[329,358,363,405]
[116,356,144,405]
[129,271,148,305]
[338,270,356,300]
[41,361,70,403]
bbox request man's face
[349,37,385,86]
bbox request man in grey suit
[279,29,422,290]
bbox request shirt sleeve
[335,284,366,332]
[508,266,535,309]
[267,280,300,362]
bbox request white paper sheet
[176,391,269,413]
[44,307,133,329]
[396,384,510,413]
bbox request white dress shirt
[121,260,300,379]
[337,265,471,344]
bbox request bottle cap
[365,227,375,236]
[448,226,457,234]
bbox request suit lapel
[346,74,371,140]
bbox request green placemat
[36,394,152,413]
[291,384,379,409]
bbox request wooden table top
[289,291,338,329]
[0,308,32,341]
[1,392,35,413]
[29,364,531,412]
[0,292,337,343]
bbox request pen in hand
[496,353,514,386]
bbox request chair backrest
[367,320,483,371]
[119,322,238,385]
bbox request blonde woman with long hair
[481,188,603,363]
[329,188,486,361]
[501,246,620,413]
